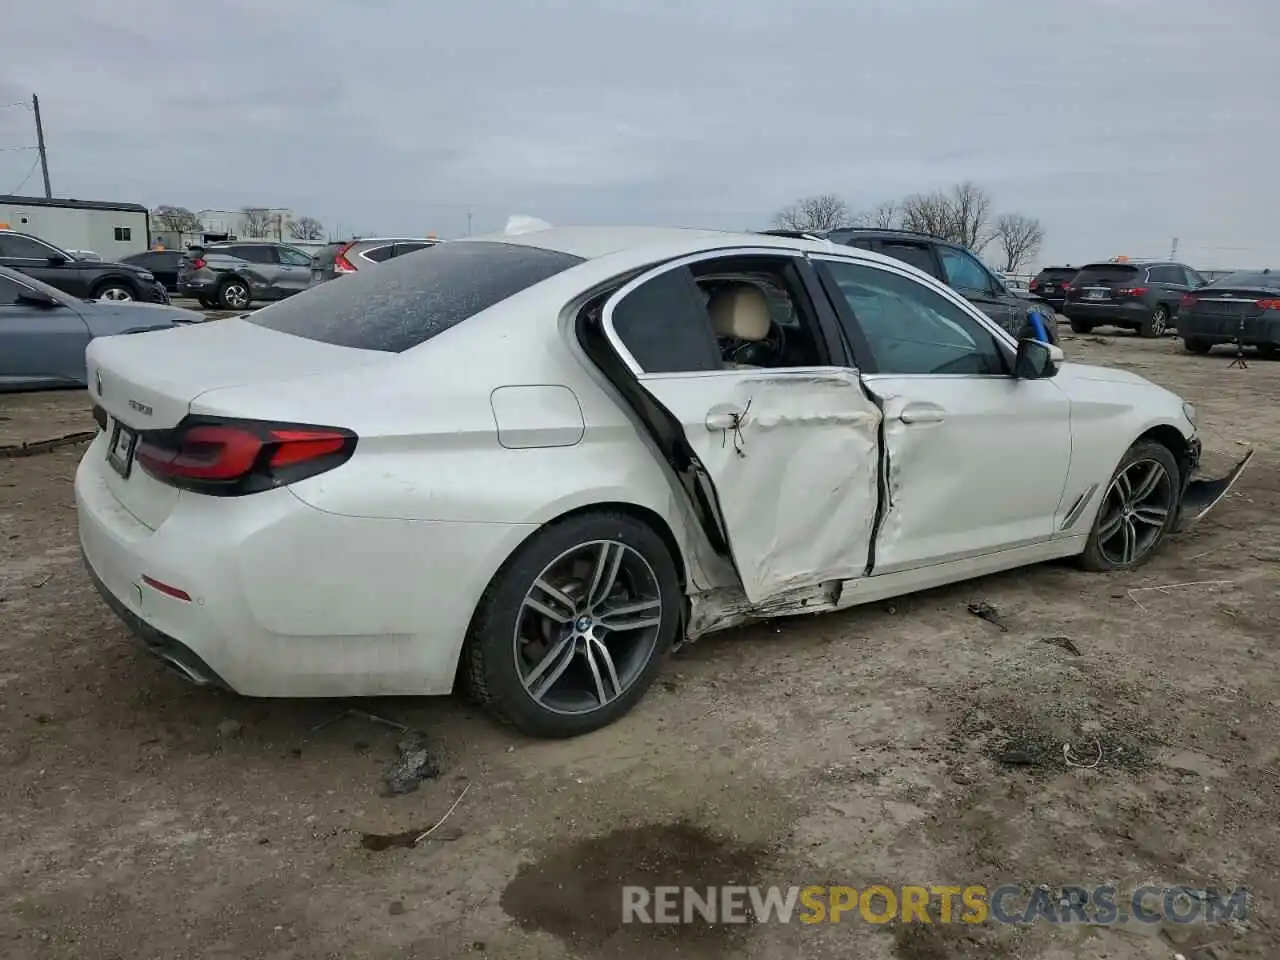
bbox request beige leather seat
[706,284,771,368]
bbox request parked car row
[0,229,170,304]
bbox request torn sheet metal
[690,370,881,604]
[686,581,841,637]
[1176,449,1254,530]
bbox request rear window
[245,240,584,352]
[1073,264,1141,284]
[1036,268,1077,281]
[1211,271,1280,291]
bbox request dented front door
[630,368,884,602]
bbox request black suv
[0,230,169,303]
[1029,266,1078,312]
[773,228,1058,342]
[1062,260,1205,337]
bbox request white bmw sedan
[75,227,1250,737]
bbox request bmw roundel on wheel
[75,226,1253,738]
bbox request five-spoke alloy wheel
[465,512,680,737]
[1080,441,1180,571]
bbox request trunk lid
[85,318,389,529]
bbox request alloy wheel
[223,284,249,309]
[1095,458,1175,565]
[1151,307,1168,336]
[514,540,664,716]
[99,286,133,302]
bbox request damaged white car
[75,227,1252,737]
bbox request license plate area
[107,420,138,478]
[1084,288,1109,300]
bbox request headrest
[707,284,771,341]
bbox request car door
[937,245,1021,335]
[597,249,883,604]
[814,255,1073,575]
[274,245,314,294]
[0,274,92,388]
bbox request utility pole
[32,94,52,198]
[1170,237,1179,260]
[467,210,473,236]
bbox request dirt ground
[1,330,1277,960]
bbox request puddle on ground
[501,821,771,957]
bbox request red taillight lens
[1116,286,1148,297]
[1257,299,1280,311]
[1029,279,1040,290]
[190,257,206,270]
[136,419,356,495]
[1180,294,1197,309]
[333,243,357,274]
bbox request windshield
[1210,271,1280,291]
[244,239,584,352]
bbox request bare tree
[152,205,201,233]
[240,207,274,238]
[772,194,850,233]
[994,214,1045,274]
[899,181,996,252]
[287,216,325,241]
[853,199,900,229]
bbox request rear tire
[1078,441,1180,572]
[463,511,681,738]
[1183,338,1211,355]
[217,278,251,311]
[1139,305,1170,338]
[1069,318,1093,334]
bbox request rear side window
[878,241,940,278]
[1074,264,1140,284]
[608,266,723,374]
[360,244,396,263]
[246,240,584,352]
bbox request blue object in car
[1027,308,1050,343]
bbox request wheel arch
[1135,422,1196,484]
[91,273,139,295]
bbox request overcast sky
[2,0,1276,269]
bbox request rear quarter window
[245,240,584,352]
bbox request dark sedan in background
[122,249,184,293]
[0,230,170,304]
[0,266,202,391]
[1178,269,1280,357]
[1028,266,1078,312]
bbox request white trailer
[0,194,151,258]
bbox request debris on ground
[1040,635,1082,656]
[216,720,243,739]
[360,784,471,851]
[311,707,410,734]
[966,601,1007,632]
[382,730,443,796]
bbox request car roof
[469,225,841,260]
[825,226,960,247]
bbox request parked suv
[777,228,1058,343]
[177,241,315,310]
[1062,260,1206,337]
[0,230,169,303]
[1028,266,1078,312]
[309,237,439,284]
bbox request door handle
[899,405,945,424]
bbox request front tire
[1183,338,1212,355]
[1078,441,1180,572]
[463,511,681,738]
[92,281,136,302]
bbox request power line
[8,156,41,194]
[0,100,32,110]
[0,144,37,153]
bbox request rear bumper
[1062,300,1150,326]
[75,439,535,698]
[1178,315,1280,345]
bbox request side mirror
[46,254,70,266]
[1014,338,1063,379]
[16,289,61,309]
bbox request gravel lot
[1,331,1277,959]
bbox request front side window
[0,275,29,305]
[821,259,1005,376]
[0,234,59,260]
[277,246,312,266]
[939,247,995,295]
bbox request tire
[1183,338,1211,355]
[1078,440,1181,572]
[463,511,681,738]
[1139,305,1170,338]
[1257,344,1279,360]
[217,278,251,311]
[1069,318,1093,334]
[92,280,136,302]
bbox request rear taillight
[190,257,206,270]
[1029,279,1040,290]
[333,242,357,274]
[1180,294,1197,309]
[1117,287,1148,297]
[135,417,357,496]
[1257,299,1280,311]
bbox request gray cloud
[1,0,1276,268]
